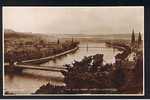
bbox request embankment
[17,46,79,65]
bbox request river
[4,42,121,95]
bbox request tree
[91,54,103,72]
[112,61,126,88]
[131,29,135,45]
[39,40,44,45]
[134,51,143,83]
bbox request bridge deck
[79,46,125,50]
[6,64,68,72]
[79,46,107,48]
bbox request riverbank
[19,46,79,65]
[105,41,130,51]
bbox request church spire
[57,38,60,44]
[138,32,142,46]
[131,29,135,45]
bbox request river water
[4,42,120,94]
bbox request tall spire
[138,32,142,45]
[72,37,74,43]
[131,29,135,45]
[57,38,60,44]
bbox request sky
[3,7,144,35]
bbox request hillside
[4,29,35,38]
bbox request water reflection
[5,70,65,94]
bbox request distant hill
[4,29,16,33]
[4,29,141,42]
[4,29,34,38]
[56,33,139,40]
